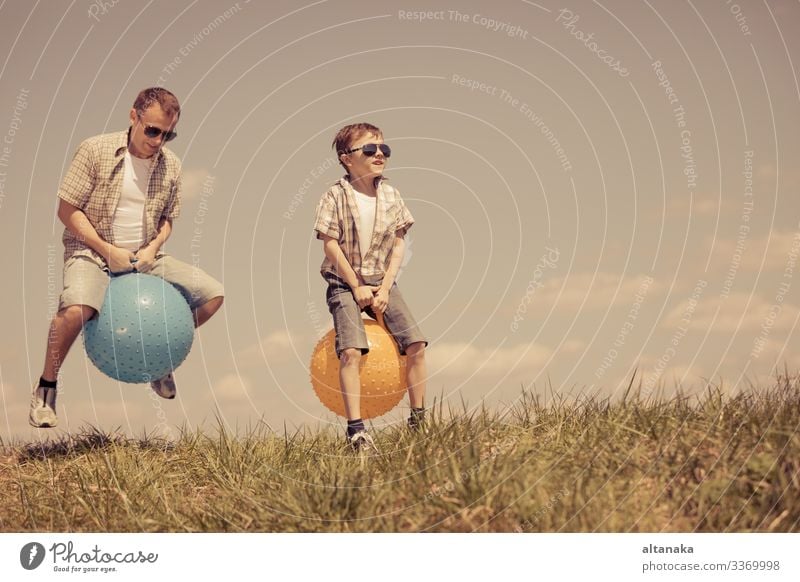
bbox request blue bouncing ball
[84,273,195,383]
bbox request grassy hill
[2,376,798,532]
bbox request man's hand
[372,286,390,314]
[353,285,377,309]
[106,246,136,274]
[134,245,158,273]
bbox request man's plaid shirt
[57,130,182,262]
[313,176,414,283]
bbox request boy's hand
[353,285,376,309]
[372,286,390,313]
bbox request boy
[29,87,224,428]
[313,123,428,450]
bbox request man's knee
[201,295,224,311]
[340,348,362,368]
[58,304,96,328]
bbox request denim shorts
[323,271,427,358]
[60,254,224,312]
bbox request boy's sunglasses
[138,114,177,142]
[345,143,391,158]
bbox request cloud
[238,330,300,366]
[706,229,800,274]
[428,341,552,380]
[533,272,660,312]
[180,167,213,201]
[668,191,719,217]
[209,373,252,402]
[741,337,800,371]
[561,339,586,353]
[662,292,799,333]
[640,369,710,400]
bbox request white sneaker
[29,383,58,428]
[347,430,378,453]
[150,372,176,399]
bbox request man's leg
[31,304,98,428]
[193,295,224,327]
[41,304,97,382]
[32,256,108,428]
[144,255,224,324]
[143,255,224,397]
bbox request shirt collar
[338,174,386,192]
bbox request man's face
[342,132,387,179]
[128,103,178,159]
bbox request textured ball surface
[310,319,406,419]
[84,273,194,383]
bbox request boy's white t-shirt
[112,150,151,251]
[353,188,377,257]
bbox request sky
[1,0,798,443]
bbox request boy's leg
[405,341,427,409]
[32,256,108,427]
[376,284,428,427]
[405,342,427,430]
[325,273,370,444]
[339,348,363,420]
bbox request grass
[1,374,798,532]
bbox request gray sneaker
[150,372,176,399]
[29,383,58,428]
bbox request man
[30,87,224,428]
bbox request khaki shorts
[324,271,427,359]
[60,254,224,313]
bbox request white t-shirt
[353,188,377,257]
[113,151,151,251]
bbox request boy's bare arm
[372,235,405,313]
[380,235,405,291]
[321,234,375,308]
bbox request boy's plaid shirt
[57,130,182,262]
[313,176,414,283]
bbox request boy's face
[341,132,387,179]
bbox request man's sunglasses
[138,114,177,142]
[345,143,391,158]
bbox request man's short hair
[332,123,383,169]
[133,87,181,119]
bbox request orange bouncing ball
[310,315,407,419]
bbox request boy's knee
[340,348,362,368]
[405,342,426,359]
